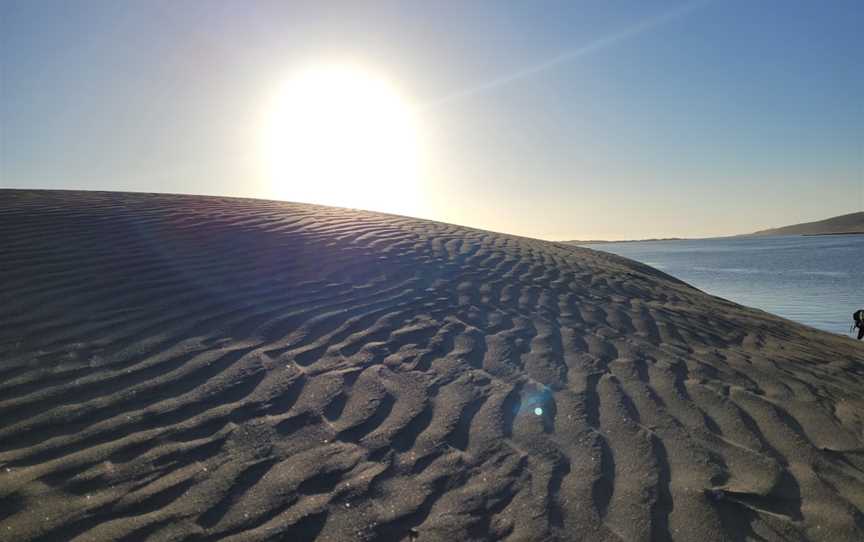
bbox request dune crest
[2,190,863,541]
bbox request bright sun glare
[263,63,422,216]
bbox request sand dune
[2,190,864,541]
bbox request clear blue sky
[2,0,862,239]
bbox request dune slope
[2,190,864,542]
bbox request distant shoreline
[567,212,864,243]
[566,238,688,245]
[569,231,864,244]
[801,231,864,237]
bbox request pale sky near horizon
[2,0,862,240]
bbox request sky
[2,0,862,240]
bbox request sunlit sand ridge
[2,190,864,541]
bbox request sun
[262,63,422,216]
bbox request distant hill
[748,212,864,236]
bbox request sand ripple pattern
[2,190,864,541]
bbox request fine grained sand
[2,190,864,542]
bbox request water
[584,235,864,336]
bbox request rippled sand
[2,190,864,541]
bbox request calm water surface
[585,235,864,336]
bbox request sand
[1,189,863,541]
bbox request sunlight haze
[261,62,423,217]
[2,0,862,240]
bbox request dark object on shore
[853,310,864,340]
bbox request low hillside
[750,212,864,236]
